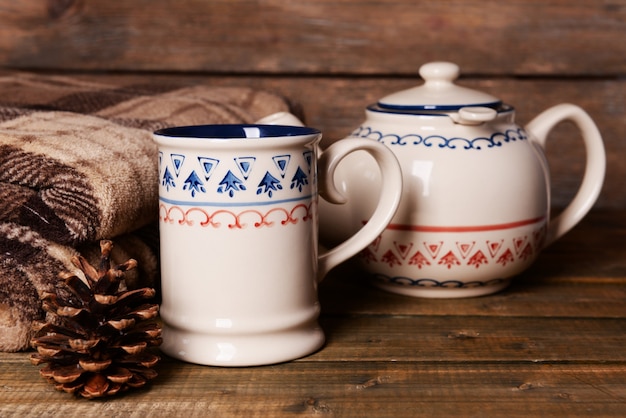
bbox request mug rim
[154,124,320,139]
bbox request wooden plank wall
[0,0,624,209]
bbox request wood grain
[0,1,624,415]
[0,0,624,75]
[1,210,625,416]
[2,360,625,417]
[59,72,625,209]
[321,208,626,317]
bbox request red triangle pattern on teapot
[456,241,476,259]
[360,223,547,270]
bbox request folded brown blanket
[0,73,292,351]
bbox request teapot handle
[525,104,606,246]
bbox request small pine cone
[30,240,162,399]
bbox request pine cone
[30,240,162,399]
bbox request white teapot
[260,61,606,298]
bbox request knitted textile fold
[0,73,292,351]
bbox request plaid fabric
[0,72,292,351]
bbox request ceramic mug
[153,124,401,366]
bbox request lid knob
[376,61,501,111]
[419,62,460,86]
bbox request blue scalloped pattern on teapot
[352,126,528,150]
[158,150,315,203]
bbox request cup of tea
[153,124,401,366]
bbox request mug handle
[525,103,606,246]
[316,138,403,281]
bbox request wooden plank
[245,75,625,210]
[320,264,626,318]
[311,316,626,362]
[53,72,625,209]
[0,0,624,75]
[0,70,622,208]
[321,210,626,318]
[2,355,625,417]
[0,213,624,415]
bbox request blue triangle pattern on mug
[302,150,313,173]
[256,171,283,198]
[160,150,317,200]
[272,155,291,178]
[198,156,220,180]
[217,170,247,198]
[183,171,206,197]
[290,166,309,192]
[235,157,256,179]
[171,154,185,177]
[162,167,176,191]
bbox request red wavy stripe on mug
[384,216,546,233]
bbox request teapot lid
[377,62,501,111]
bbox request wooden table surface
[1,209,625,417]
